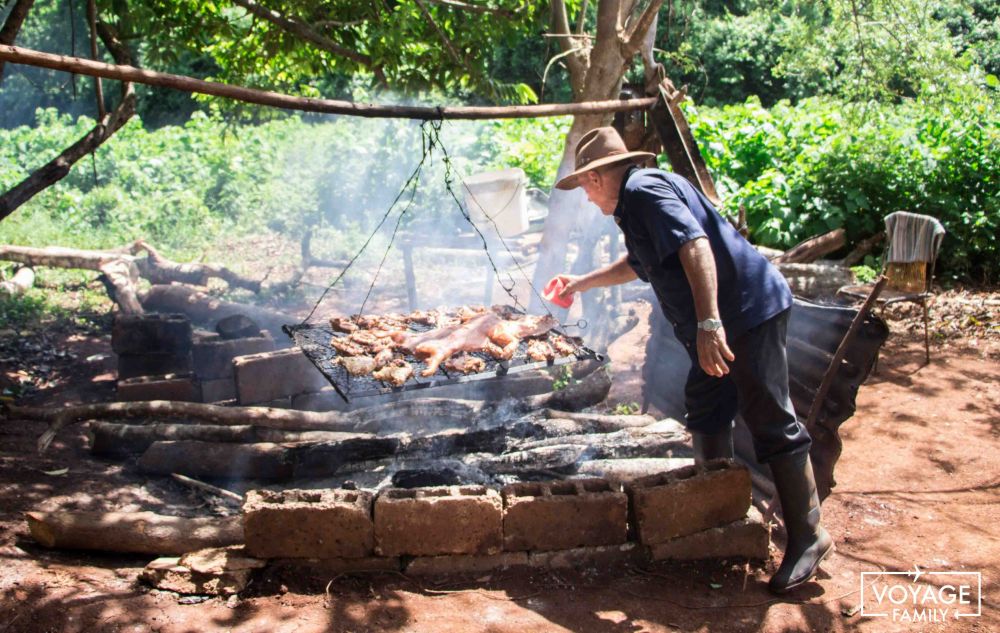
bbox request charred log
[771,229,847,265]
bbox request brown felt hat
[555,126,655,190]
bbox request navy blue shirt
[614,167,791,345]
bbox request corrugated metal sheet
[642,295,889,500]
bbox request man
[555,127,832,593]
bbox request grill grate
[284,315,600,403]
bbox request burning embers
[327,305,577,384]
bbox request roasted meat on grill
[331,336,366,357]
[338,355,376,376]
[526,339,555,362]
[444,354,486,374]
[330,316,358,333]
[373,359,413,386]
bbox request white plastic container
[461,168,530,237]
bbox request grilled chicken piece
[330,336,366,357]
[373,359,413,386]
[444,354,486,374]
[526,339,555,362]
[373,347,395,369]
[485,339,518,361]
[407,309,440,326]
[338,355,376,376]
[456,305,487,323]
[330,316,358,333]
[550,334,578,357]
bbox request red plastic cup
[543,276,574,308]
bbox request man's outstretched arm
[679,237,735,377]
[559,255,638,295]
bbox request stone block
[649,507,770,561]
[117,352,193,380]
[291,388,351,412]
[112,313,192,355]
[233,349,328,405]
[141,547,264,596]
[626,459,751,544]
[502,479,627,552]
[192,331,274,380]
[243,489,374,559]
[527,543,648,570]
[200,377,236,403]
[117,373,201,402]
[374,486,503,557]
[405,552,528,576]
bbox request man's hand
[557,274,587,297]
[697,327,735,377]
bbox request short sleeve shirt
[614,167,792,344]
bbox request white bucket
[461,168,530,237]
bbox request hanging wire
[300,120,433,325]
[300,118,587,357]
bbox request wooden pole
[0,45,657,120]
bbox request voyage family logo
[860,565,982,623]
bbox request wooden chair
[838,211,945,363]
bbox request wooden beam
[0,45,656,120]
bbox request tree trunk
[772,229,847,265]
[25,511,243,555]
[0,0,35,82]
[141,284,294,339]
[0,22,136,223]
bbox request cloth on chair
[884,211,945,264]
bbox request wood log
[138,437,401,481]
[772,229,846,265]
[170,473,243,503]
[130,240,260,293]
[141,284,294,339]
[15,363,612,453]
[88,421,373,456]
[0,266,34,296]
[479,444,588,474]
[775,262,854,299]
[25,511,243,555]
[542,409,657,430]
[0,45,657,120]
[512,427,689,460]
[841,231,885,267]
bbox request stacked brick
[241,460,770,576]
[111,313,275,403]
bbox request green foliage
[552,365,574,392]
[476,116,572,189]
[613,402,641,415]
[851,265,879,283]
[687,95,1000,281]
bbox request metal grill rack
[284,316,601,403]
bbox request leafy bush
[687,96,1000,281]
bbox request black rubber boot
[691,425,734,464]
[768,451,834,594]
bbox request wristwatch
[697,318,724,332]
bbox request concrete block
[117,373,201,402]
[502,479,627,552]
[243,489,374,559]
[626,459,752,544]
[648,507,770,562]
[527,543,648,570]
[405,552,528,576]
[374,486,503,557]
[200,377,236,403]
[291,388,350,412]
[117,352,192,380]
[112,313,192,355]
[192,331,274,380]
[234,349,328,404]
[269,556,402,576]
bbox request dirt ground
[0,290,997,632]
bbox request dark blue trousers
[683,309,812,463]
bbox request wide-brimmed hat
[555,126,655,190]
